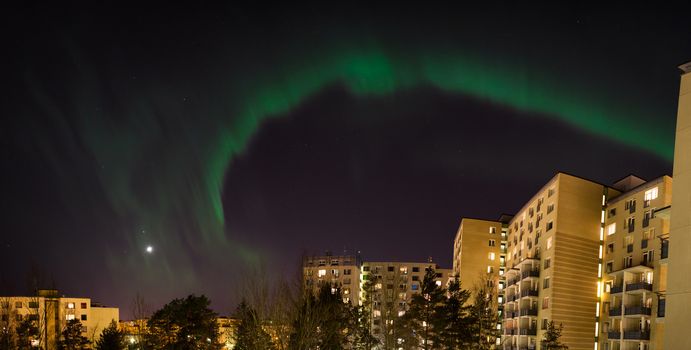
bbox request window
[624,256,633,268]
[14,302,21,308]
[318,269,326,277]
[489,239,496,247]
[489,252,495,260]
[344,269,351,275]
[28,302,38,308]
[542,297,550,309]
[411,284,419,291]
[362,266,370,272]
[644,187,658,201]
[412,267,419,272]
[546,221,554,231]
[548,187,555,197]
[606,261,613,273]
[608,208,616,218]
[81,314,87,321]
[66,314,75,321]
[606,223,616,235]
[547,237,553,250]
[542,318,549,330]
[331,259,339,266]
[607,243,614,253]
[547,204,555,214]
[543,277,551,289]
[489,227,497,234]
[68,302,75,309]
[412,275,419,281]
[0,302,8,309]
[544,258,551,269]
[400,266,408,274]
[487,266,494,273]
[626,217,635,231]
[388,266,394,272]
[28,314,38,321]
[80,302,88,309]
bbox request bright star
[146,245,153,253]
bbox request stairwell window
[489,239,496,247]
[546,221,554,231]
[607,223,616,236]
[547,237,553,250]
[543,277,551,289]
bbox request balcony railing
[505,328,515,335]
[519,328,537,336]
[624,306,651,316]
[607,331,621,339]
[521,269,540,279]
[520,289,539,298]
[609,307,622,316]
[626,281,653,292]
[623,330,650,340]
[519,308,538,316]
[610,285,623,294]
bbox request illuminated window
[489,252,495,260]
[487,266,494,273]
[489,227,497,234]
[373,310,381,318]
[66,314,75,321]
[542,297,550,309]
[318,269,326,277]
[400,267,408,274]
[398,310,405,317]
[644,187,658,201]
[547,237,553,250]
[606,223,616,235]
[67,303,75,309]
[435,281,442,287]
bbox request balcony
[609,307,622,316]
[608,331,621,339]
[520,289,539,298]
[610,285,623,294]
[519,328,537,336]
[626,281,653,292]
[519,308,538,317]
[623,330,650,340]
[505,328,515,335]
[521,269,540,279]
[624,306,651,316]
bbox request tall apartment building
[664,61,691,349]
[0,289,119,350]
[499,173,620,350]
[303,253,362,304]
[601,175,672,350]
[359,261,452,346]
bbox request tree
[439,277,473,349]
[95,321,125,350]
[541,322,568,350]
[469,273,500,350]
[145,295,221,350]
[398,267,447,350]
[58,319,90,350]
[233,300,274,350]
[16,318,36,350]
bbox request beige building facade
[0,289,119,350]
[601,175,671,350]
[303,253,362,304]
[664,61,691,349]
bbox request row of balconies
[503,328,538,336]
[505,308,538,318]
[609,281,652,294]
[607,330,650,340]
[608,306,651,316]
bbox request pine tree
[541,322,568,350]
[469,273,500,350]
[398,267,447,350]
[95,321,125,350]
[58,319,90,350]
[145,295,221,350]
[233,300,274,350]
[15,318,35,350]
[440,277,473,349]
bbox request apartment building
[0,289,119,350]
[303,253,362,304]
[359,261,452,346]
[664,61,691,349]
[601,175,672,350]
[500,173,620,350]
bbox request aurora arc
[23,41,672,287]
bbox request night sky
[2,5,690,315]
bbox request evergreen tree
[469,273,500,350]
[95,321,125,350]
[58,319,90,350]
[233,300,274,350]
[541,322,568,350]
[439,277,473,349]
[0,324,14,350]
[398,267,447,350]
[145,294,221,350]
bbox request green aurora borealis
[5,6,686,310]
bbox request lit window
[435,281,442,287]
[373,310,381,318]
[318,269,326,277]
[489,252,495,260]
[644,187,658,201]
[489,227,497,234]
[398,310,405,317]
[66,314,75,321]
[67,303,75,309]
[487,266,494,273]
[547,237,553,250]
[607,223,616,235]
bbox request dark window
[80,302,88,309]
[412,276,419,281]
[28,302,38,308]
[28,314,38,321]
[412,267,419,273]
[387,266,394,272]
[81,314,87,321]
